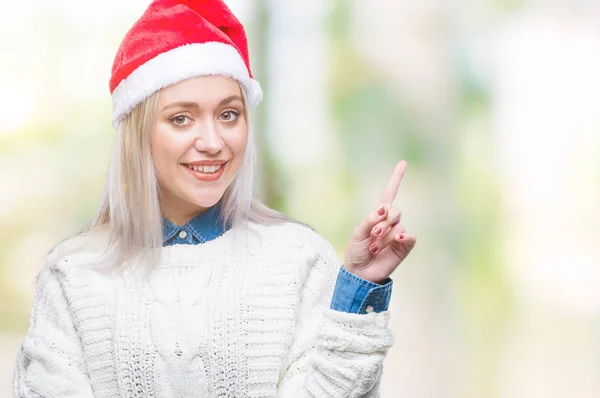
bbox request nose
[194,120,224,154]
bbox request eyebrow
[160,95,243,112]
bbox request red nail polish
[372,227,382,236]
[369,244,378,254]
[377,206,386,216]
[398,233,404,240]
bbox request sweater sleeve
[276,234,395,397]
[13,264,95,398]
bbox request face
[152,75,248,225]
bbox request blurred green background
[2,0,600,397]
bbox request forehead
[158,75,242,106]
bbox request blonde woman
[13,0,416,397]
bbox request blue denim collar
[162,203,228,244]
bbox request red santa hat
[109,0,262,127]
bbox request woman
[13,0,416,397]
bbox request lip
[183,161,227,182]
[183,159,227,166]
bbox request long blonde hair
[75,83,297,272]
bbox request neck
[159,192,222,226]
[162,205,211,226]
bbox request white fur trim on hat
[111,41,263,128]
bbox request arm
[276,237,395,397]
[13,264,95,397]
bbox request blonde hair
[76,83,298,272]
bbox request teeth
[188,164,222,173]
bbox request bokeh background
[2,0,600,396]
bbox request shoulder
[246,221,340,263]
[44,229,111,274]
[247,220,327,246]
[30,230,113,306]
[245,222,342,293]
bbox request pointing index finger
[379,160,408,207]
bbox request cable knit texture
[14,222,395,397]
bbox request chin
[187,189,226,209]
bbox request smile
[183,162,227,182]
[185,164,223,173]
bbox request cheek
[151,126,185,180]
[151,131,168,177]
[227,127,248,159]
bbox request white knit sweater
[13,222,395,397]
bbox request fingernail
[369,244,378,254]
[372,226,382,236]
[377,206,386,216]
[397,233,404,240]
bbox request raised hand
[343,160,417,284]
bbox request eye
[169,114,192,127]
[219,109,240,122]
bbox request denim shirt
[163,204,225,245]
[162,206,392,314]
